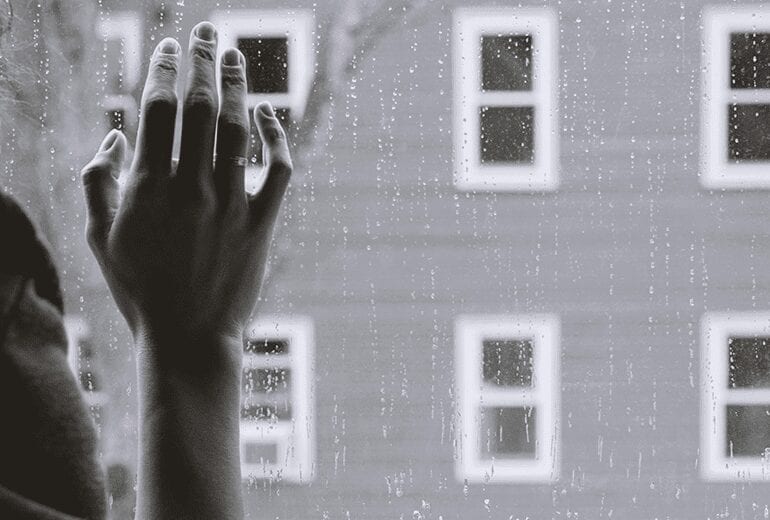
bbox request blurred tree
[264,0,430,289]
[1,0,102,297]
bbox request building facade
[56,0,770,518]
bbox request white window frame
[241,315,314,483]
[701,312,770,481]
[702,6,770,189]
[211,10,314,193]
[453,8,558,192]
[211,9,314,117]
[63,316,108,413]
[455,314,560,483]
[95,12,141,129]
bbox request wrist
[134,327,244,385]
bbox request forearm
[134,335,243,520]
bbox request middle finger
[177,21,219,190]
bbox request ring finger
[214,48,249,208]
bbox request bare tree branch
[294,0,429,169]
[260,0,429,295]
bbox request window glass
[245,338,289,355]
[730,32,770,89]
[240,402,292,421]
[104,38,126,93]
[480,406,536,458]
[479,106,535,164]
[237,37,289,93]
[481,35,532,91]
[242,367,291,393]
[726,405,770,457]
[106,108,126,131]
[243,443,278,465]
[15,2,770,517]
[728,104,770,161]
[728,337,770,388]
[482,339,534,387]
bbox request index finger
[248,103,293,225]
[131,38,180,180]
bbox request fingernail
[157,37,179,55]
[257,102,274,117]
[223,48,241,66]
[98,129,120,153]
[195,21,216,42]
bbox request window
[95,12,141,133]
[63,316,107,429]
[455,314,559,483]
[701,312,770,480]
[241,316,314,482]
[453,8,558,192]
[701,6,770,189]
[211,10,314,193]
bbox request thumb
[81,129,126,251]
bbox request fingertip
[222,48,244,67]
[93,130,126,172]
[254,102,275,122]
[156,37,180,56]
[193,21,217,42]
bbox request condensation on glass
[455,314,559,483]
[211,11,314,193]
[702,313,770,480]
[453,7,557,191]
[240,316,314,483]
[703,6,770,187]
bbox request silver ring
[215,155,248,168]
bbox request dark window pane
[482,339,533,387]
[731,32,770,89]
[106,109,125,131]
[247,107,292,166]
[241,402,292,421]
[480,406,536,459]
[726,405,770,457]
[104,38,126,93]
[242,368,290,393]
[728,104,770,161]
[245,338,289,355]
[480,106,534,164]
[729,337,770,388]
[481,35,532,91]
[238,37,288,94]
[243,442,277,465]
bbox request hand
[80,22,293,519]
[80,22,292,350]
